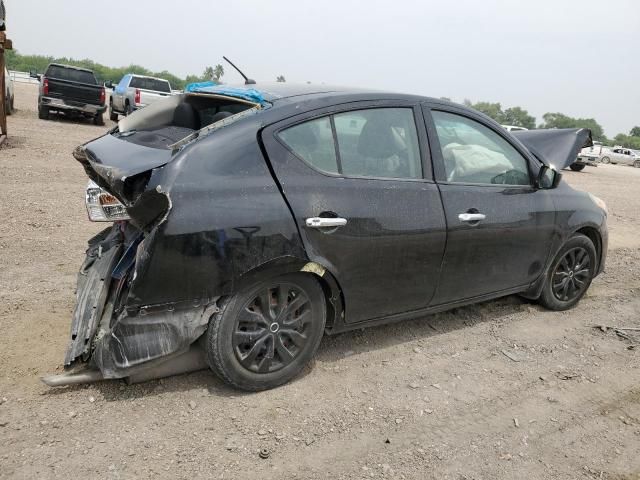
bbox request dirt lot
[1,83,639,480]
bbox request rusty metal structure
[0,2,12,145]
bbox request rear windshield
[130,77,171,93]
[46,65,97,84]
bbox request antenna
[222,56,256,85]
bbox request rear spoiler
[512,128,593,170]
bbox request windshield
[46,65,97,85]
[130,77,171,93]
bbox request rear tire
[206,273,326,391]
[125,102,132,116]
[537,234,596,311]
[569,163,585,171]
[93,113,104,126]
[634,160,640,168]
[109,101,118,122]
[38,105,49,120]
[600,156,610,164]
[5,94,12,115]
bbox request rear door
[422,103,556,305]
[262,101,447,324]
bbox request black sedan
[44,83,608,391]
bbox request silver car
[600,148,640,167]
[108,74,172,121]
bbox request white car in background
[4,67,14,115]
[600,147,640,167]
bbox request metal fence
[8,70,39,84]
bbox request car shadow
[317,294,530,363]
[40,111,106,127]
[42,295,534,401]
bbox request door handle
[458,213,486,223]
[305,217,348,228]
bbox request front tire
[206,274,326,391]
[600,156,610,164]
[538,234,597,311]
[634,160,640,168]
[569,163,585,171]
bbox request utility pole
[0,1,13,146]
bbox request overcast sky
[7,0,639,136]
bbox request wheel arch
[234,257,345,332]
[574,225,603,273]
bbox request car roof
[48,63,94,73]
[215,82,437,104]
[129,74,169,81]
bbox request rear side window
[278,117,338,173]
[130,77,171,93]
[278,108,422,179]
[46,66,97,85]
[432,111,530,185]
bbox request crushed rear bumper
[61,223,218,381]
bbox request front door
[423,105,556,305]
[262,102,447,323]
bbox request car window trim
[328,115,344,174]
[272,102,434,183]
[421,102,536,187]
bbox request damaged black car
[43,83,608,391]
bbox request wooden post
[0,30,13,146]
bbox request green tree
[213,64,224,82]
[539,112,607,142]
[613,133,640,149]
[502,106,536,129]
[470,101,505,123]
[630,126,640,137]
[276,75,286,82]
[203,66,215,81]
[5,49,200,89]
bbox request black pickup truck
[33,64,106,125]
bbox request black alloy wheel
[206,273,326,391]
[233,284,312,374]
[551,247,591,302]
[538,234,596,311]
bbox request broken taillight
[85,180,130,222]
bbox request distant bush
[5,50,205,90]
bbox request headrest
[173,103,200,130]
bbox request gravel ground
[1,83,639,480]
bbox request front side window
[278,108,422,179]
[432,111,530,185]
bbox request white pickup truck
[108,74,172,121]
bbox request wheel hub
[551,247,591,302]
[232,284,312,374]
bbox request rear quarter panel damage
[84,119,310,377]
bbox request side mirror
[29,69,38,79]
[104,80,113,89]
[537,164,562,189]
